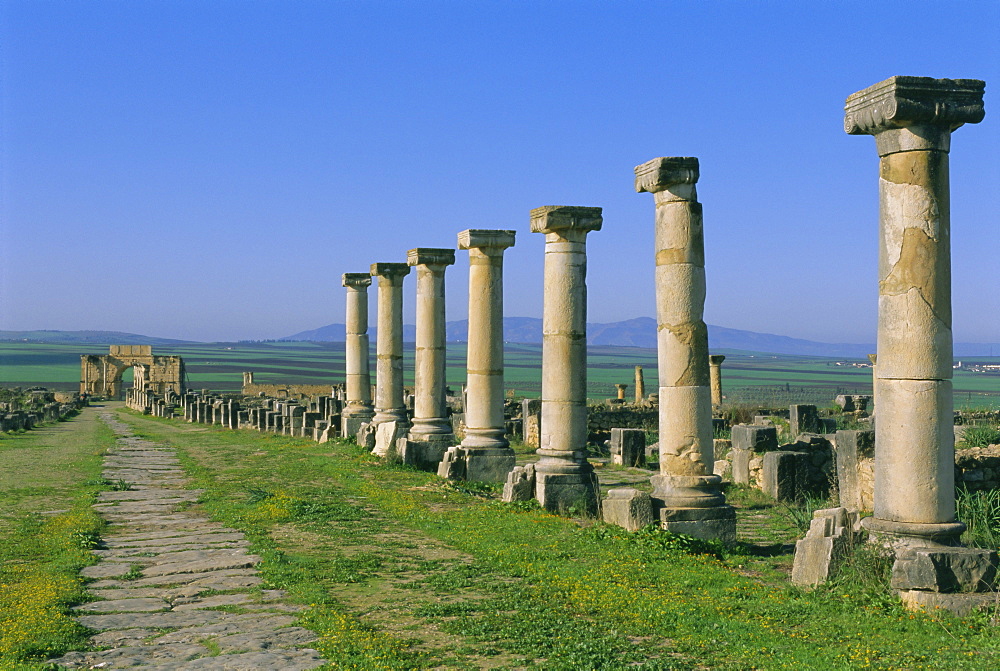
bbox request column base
[436,446,515,483]
[862,517,966,549]
[372,419,409,458]
[650,473,735,543]
[399,433,454,471]
[535,470,600,517]
[341,408,374,439]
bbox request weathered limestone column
[370,262,411,457]
[634,365,646,405]
[405,248,456,464]
[867,354,878,410]
[708,354,726,409]
[341,273,375,438]
[439,230,517,482]
[845,76,985,547]
[635,156,735,542]
[614,384,627,401]
[531,206,603,515]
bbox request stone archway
[80,345,185,399]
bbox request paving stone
[75,597,169,613]
[152,614,299,644]
[155,649,326,670]
[213,626,319,652]
[171,593,254,610]
[80,562,134,578]
[77,609,229,631]
[51,643,208,668]
[89,628,160,647]
[105,531,245,547]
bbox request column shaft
[342,273,374,437]
[370,263,410,434]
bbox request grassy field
[2,341,998,408]
[4,406,998,669]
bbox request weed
[962,425,1000,448]
[957,487,1000,549]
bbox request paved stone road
[50,410,326,670]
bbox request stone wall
[955,445,1000,491]
[241,383,340,399]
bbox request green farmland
[1,341,998,409]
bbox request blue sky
[1,1,997,343]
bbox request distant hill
[0,330,194,345]
[281,317,999,358]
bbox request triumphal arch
[80,345,186,398]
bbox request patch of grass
[962,425,1000,448]
[957,487,1000,549]
[111,409,1000,669]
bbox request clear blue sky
[2,1,997,343]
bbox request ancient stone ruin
[81,345,185,399]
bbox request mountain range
[3,321,996,357]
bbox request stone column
[531,206,603,515]
[406,248,456,464]
[709,354,726,409]
[370,262,411,457]
[440,229,517,482]
[614,384,627,401]
[867,353,877,410]
[635,156,735,542]
[845,76,985,547]
[634,365,646,405]
[341,273,375,438]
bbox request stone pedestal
[439,230,517,482]
[531,206,603,515]
[635,156,735,542]
[708,354,725,409]
[341,273,375,438]
[370,262,411,457]
[406,248,456,469]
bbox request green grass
[104,409,1000,669]
[4,342,998,408]
[0,405,115,666]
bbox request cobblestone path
[50,410,326,670]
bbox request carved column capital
[529,206,603,236]
[407,248,456,267]
[370,262,411,283]
[457,229,516,252]
[845,76,985,155]
[634,157,699,202]
[342,273,372,288]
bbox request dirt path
[49,409,327,670]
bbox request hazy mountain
[0,330,194,345]
[281,317,999,358]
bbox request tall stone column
[439,230,517,482]
[406,248,456,465]
[634,365,646,405]
[867,354,878,410]
[341,273,375,438]
[635,156,735,542]
[531,206,603,515]
[370,262,411,457]
[709,354,726,409]
[845,76,985,547]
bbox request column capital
[529,206,603,235]
[458,229,516,252]
[708,355,726,365]
[370,262,411,281]
[634,157,699,195]
[845,76,985,137]
[342,273,372,288]
[407,248,456,267]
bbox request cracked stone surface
[48,411,325,670]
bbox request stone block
[791,507,862,587]
[789,404,820,436]
[897,590,1000,617]
[464,448,516,483]
[891,548,999,593]
[535,471,600,516]
[437,446,466,480]
[357,422,376,451]
[502,464,536,502]
[656,505,737,544]
[762,451,808,502]
[373,421,407,459]
[713,459,730,478]
[610,428,646,467]
[602,488,655,531]
[731,425,778,453]
[730,448,752,485]
[836,429,875,511]
[713,438,732,460]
